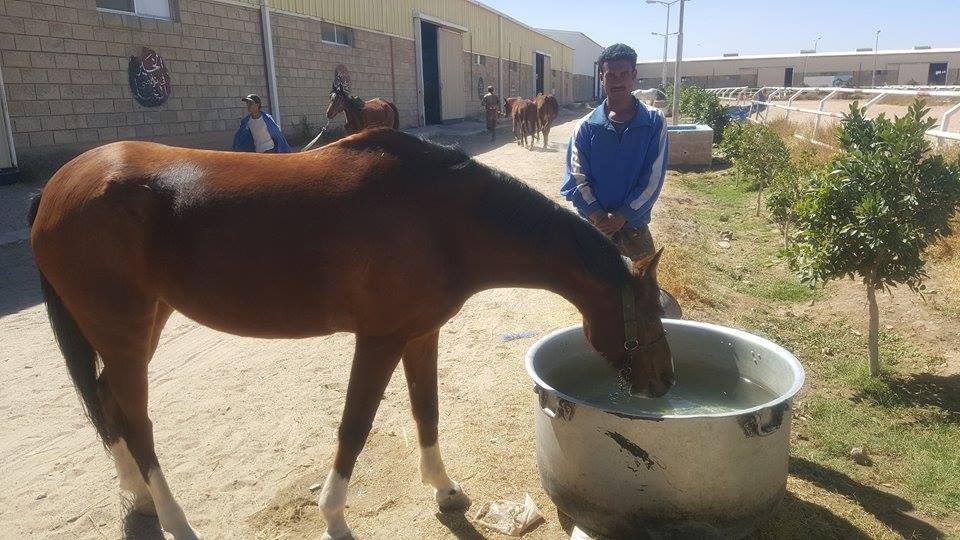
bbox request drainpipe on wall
[498,15,503,101]
[260,0,281,126]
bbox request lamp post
[646,0,678,91]
[670,0,687,124]
[871,30,881,87]
[813,36,822,53]
[651,31,678,90]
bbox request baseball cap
[241,94,262,105]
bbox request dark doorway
[535,53,545,94]
[420,21,441,125]
[928,62,948,85]
[784,67,794,87]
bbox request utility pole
[646,0,679,91]
[872,30,881,87]
[671,0,687,124]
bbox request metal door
[438,27,465,121]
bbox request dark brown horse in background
[534,93,559,148]
[326,82,399,134]
[29,128,673,540]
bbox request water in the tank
[549,354,778,415]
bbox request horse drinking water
[29,128,673,539]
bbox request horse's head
[583,249,674,397]
[326,83,348,119]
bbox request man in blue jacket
[232,94,292,153]
[560,44,668,261]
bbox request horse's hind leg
[99,302,173,516]
[401,331,470,511]
[318,335,405,540]
[91,301,198,539]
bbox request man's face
[601,59,637,100]
[246,101,260,115]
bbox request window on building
[475,54,485,66]
[322,22,354,47]
[96,0,171,19]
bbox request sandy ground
[0,112,636,539]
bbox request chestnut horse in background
[534,93,559,149]
[504,96,538,149]
[29,128,673,540]
[326,82,399,134]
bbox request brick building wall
[463,52,500,120]
[572,73,595,102]
[0,0,267,165]
[0,0,579,176]
[270,12,418,133]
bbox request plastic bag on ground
[474,493,544,536]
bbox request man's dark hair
[598,43,638,72]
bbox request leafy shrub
[664,85,730,142]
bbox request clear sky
[479,0,960,61]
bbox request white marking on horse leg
[145,468,200,540]
[109,439,156,515]
[318,470,352,540]
[420,444,470,511]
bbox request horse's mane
[333,129,630,287]
[346,94,365,111]
[471,161,631,287]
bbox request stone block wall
[0,0,267,159]
[463,52,500,120]
[270,12,418,134]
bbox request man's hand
[594,212,626,236]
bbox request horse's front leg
[402,331,471,511]
[318,335,405,540]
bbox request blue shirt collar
[588,96,653,129]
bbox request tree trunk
[866,282,880,377]
[756,188,763,217]
[783,221,789,247]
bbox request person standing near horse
[560,44,668,261]
[480,85,500,141]
[232,94,292,153]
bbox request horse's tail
[29,190,111,446]
[388,101,399,129]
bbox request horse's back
[32,132,474,337]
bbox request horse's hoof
[437,484,471,512]
[321,529,355,540]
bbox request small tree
[766,149,822,246]
[720,122,791,215]
[789,101,960,376]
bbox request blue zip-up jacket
[232,112,293,153]
[560,97,668,228]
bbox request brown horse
[29,128,673,540]
[534,93,559,148]
[326,82,399,134]
[507,97,538,149]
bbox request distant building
[536,29,604,101]
[636,48,960,89]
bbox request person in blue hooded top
[560,44,668,261]
[232,94,292,153]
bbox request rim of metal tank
[525,321,806,421]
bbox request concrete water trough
[667,124,713,167]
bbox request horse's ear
[633,247,664,282]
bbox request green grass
[670,169,960,522]
[677,172,822,305]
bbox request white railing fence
[704,86,960,148]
